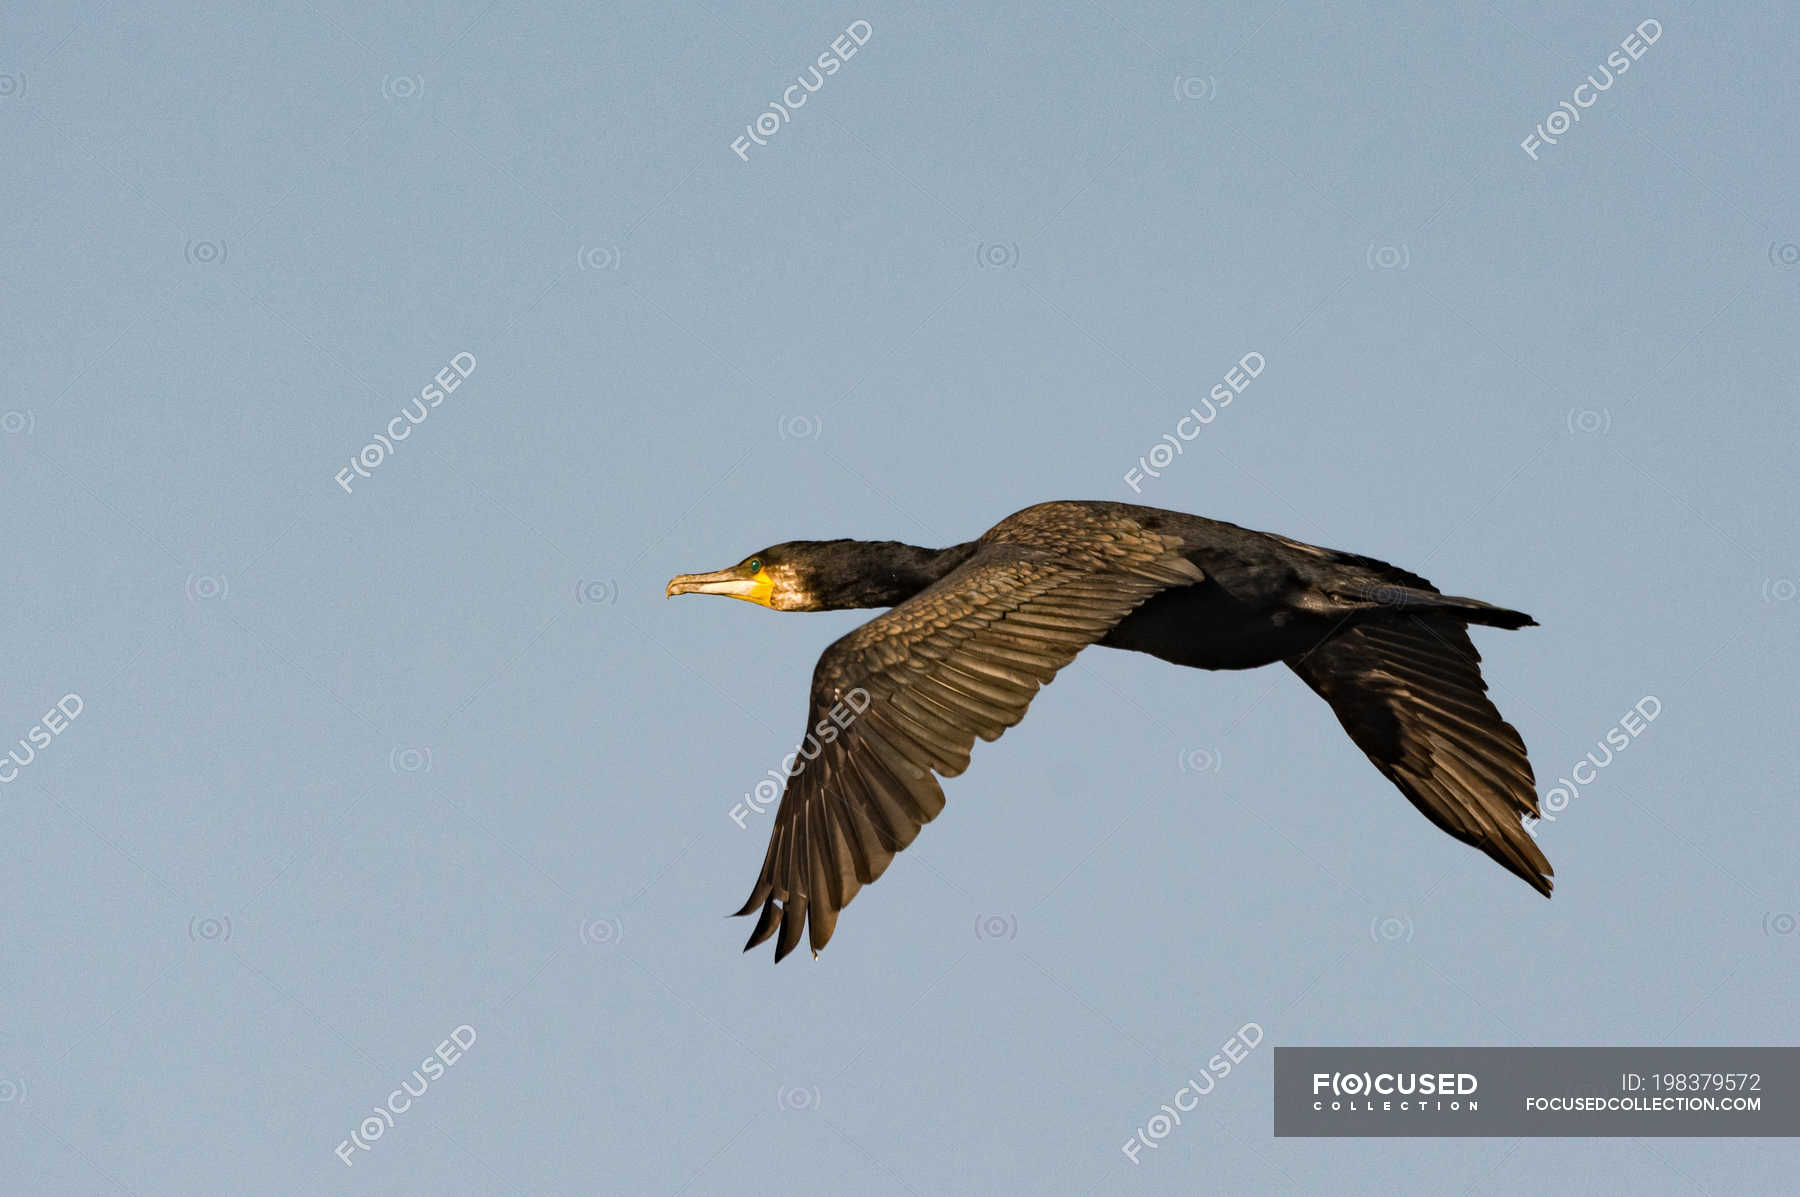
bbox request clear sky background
[5,1,1798,1193]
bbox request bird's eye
[747,558,761,573]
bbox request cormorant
[667,500,1547,962]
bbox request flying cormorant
[667,500,1547,962]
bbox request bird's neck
[843,540,980,608]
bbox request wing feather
[1285,616,1552,895]
[737,533,1202,959]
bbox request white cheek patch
[767,565,812,610]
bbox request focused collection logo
[1311,1070,1479,1113]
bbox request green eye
[747,558,761,573]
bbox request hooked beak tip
[665,571,721,599]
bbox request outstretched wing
[737,536,1202,961]
[1285,614,1552,894]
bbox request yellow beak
[665,567,774,607]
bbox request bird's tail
[1355,583,1537,629]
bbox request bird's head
[667,539,961,611]
[665,543,831,611]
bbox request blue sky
[4,1,1798,1193]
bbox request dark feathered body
[1082,502,1532,668]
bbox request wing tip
[730,881,770,919]
[1529,861,1555,897]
